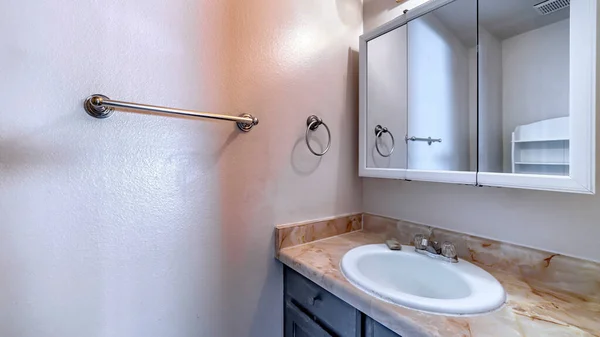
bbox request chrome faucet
[413,234,458,263]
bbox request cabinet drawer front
[285,300,333,337]
[285,267,360,337]
[365,317,401,337]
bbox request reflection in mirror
[366,25,407,169]
[479,0,570,176]
[406,0,478,172]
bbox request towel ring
[375,125,395,157]
[305,115,331,156]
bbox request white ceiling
[432,0,478,46]
[479,0,570,39]
[428,0,570,46]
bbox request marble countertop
[277,230,600,337]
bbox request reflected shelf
[513,138,569,143]
[514,162,569,166]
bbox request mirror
[406,0,477,173]
[478,0,570,176]
[366,25,407,169]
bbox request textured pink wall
[0,0,362,336]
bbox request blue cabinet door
[285,299,333,337]
[285,268,361,337]
[283,267,400,337]
[364,317,400,337]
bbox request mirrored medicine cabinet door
[364,24,408,176]
[476,0,595,193]
[405,0,477,184]
[359,0,596,193]
[360,0,478,184]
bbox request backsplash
[275,213,362,253]
[363,213,600,301]
[274,212,600,301]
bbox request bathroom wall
[363,0,600,262]
[477,27,504,173]
[501,19,570,171]
[468,48,478,171]
[0,1,362,336]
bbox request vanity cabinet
[364,317,398,337]
[284,267,400,337]
[358,0,597,194]
[285,300,334,337]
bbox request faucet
[413,234,458,263]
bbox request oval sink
[340,244,506,315]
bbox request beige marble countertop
[277,230,600,337]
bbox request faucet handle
[413,234,426,250]
[441,241,458,261]
[425,240,440,255]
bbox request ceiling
[428,0,570,46]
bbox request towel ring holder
[305,115,331,156]
[375,125,395,157]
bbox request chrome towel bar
[83,94,259,132]
[405,136,442,146]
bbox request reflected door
[406,0,478,173]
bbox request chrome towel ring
[305,115,331,156]
[375,125,395,157]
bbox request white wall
[478,27,504,173]
[468,47,478,171]
[502,19,570,171]
[363,0,600,263]
[0,1,363,336]
[407,13,471,171]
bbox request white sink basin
[341,244,506,315]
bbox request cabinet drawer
[284,267,360,337]
[365,317,401,337]
[285,300,333,337]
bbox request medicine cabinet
[358,0,597,193]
